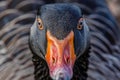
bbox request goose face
[30,3,89,80]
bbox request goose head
[30,3,89,80]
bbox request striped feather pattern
[0,0,120,80]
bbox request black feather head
[30,3,90,80]
[40,3,82,39]
[30,3,90,59]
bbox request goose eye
[77,18,83,30]
[37,18,43,30]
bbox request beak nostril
[66,57,70,64]
[52,57,56,64]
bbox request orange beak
[45,30,76,80]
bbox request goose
[0,0,120,80]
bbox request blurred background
[107,0,120,25]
